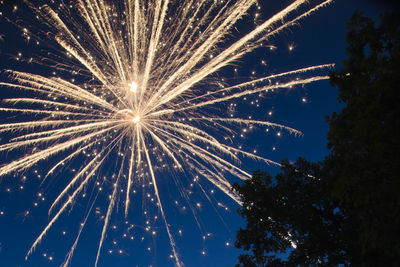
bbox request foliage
[234,11,400,266]
[233,159,349,266]
[327,11,400,264]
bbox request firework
[0,0,333,266]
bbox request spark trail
[0,0,333,266]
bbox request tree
[327,11,400,264]
[233,159,349,266]
[234,12,400,266]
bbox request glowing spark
[132,115,141,124]
[129,82,138,93]
[0,0,334,266]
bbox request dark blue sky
[0,1,398,267]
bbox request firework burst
[0,0,333,266]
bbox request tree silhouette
[234,11,400,266]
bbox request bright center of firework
[128,81,137,93]
[132,115,141,124]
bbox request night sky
[0,0,398,267]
